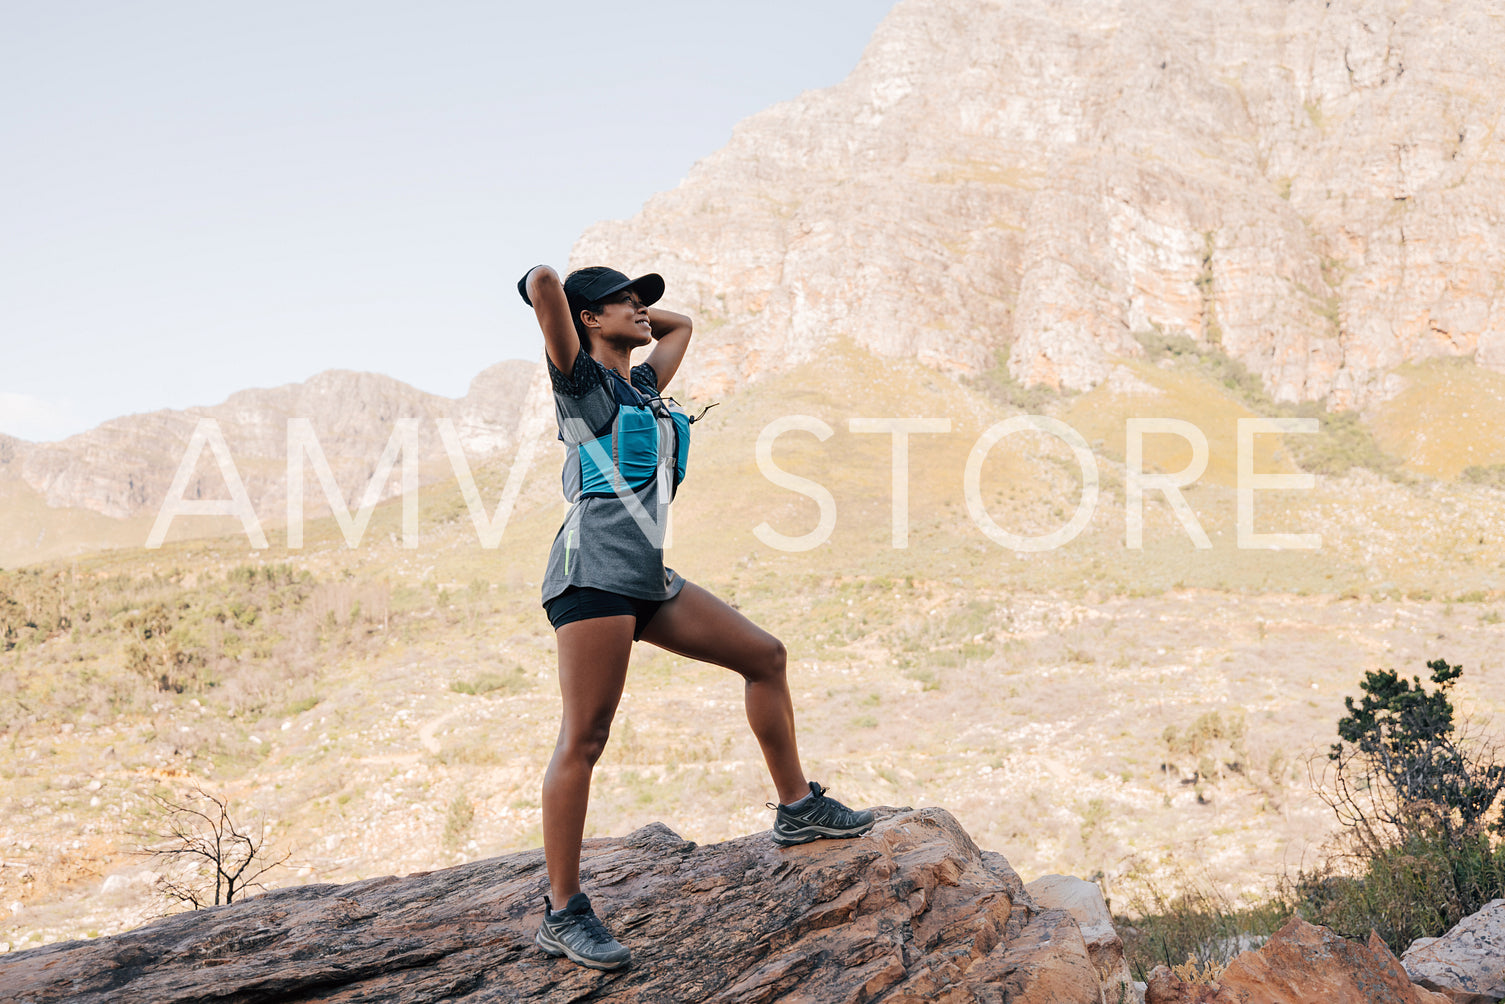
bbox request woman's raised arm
[642,307,692,391]
[519,265,580,376]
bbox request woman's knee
[743,635,787,684]
[557,719,613,766]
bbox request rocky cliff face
[2,361,535,522]
[575,0,1505,410]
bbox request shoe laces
[575,907,616,945]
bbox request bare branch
[130,784,292,911]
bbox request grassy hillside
[1370,356,1505,480]
[3,343,1504,951]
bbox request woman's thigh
[637,581,782,676]
[554,614,637,737]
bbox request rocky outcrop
[1025,874,1136,999]
[4,360,537,522]
[1145,915,1452,1004]
[1403,899,1505,1003]
[0,807,1121,1004]
[575,0,1505,410]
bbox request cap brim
[623,272,665,306]
[568,269,667,308]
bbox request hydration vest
[559,368,691,504]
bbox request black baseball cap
[563,267,665,310]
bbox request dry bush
[1117,862,1291,980]
[135,785,291,909]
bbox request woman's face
[584,290,652,348]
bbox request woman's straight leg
[637,582,810,805]
[542,614,636,906]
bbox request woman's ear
[577,309,596,350]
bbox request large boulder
[1145,916,1452,1004]
[1403,899,1505,1003]
[0,806,1113,1004]
[1025,873,1137,1000]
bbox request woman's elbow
[524,265,561,303]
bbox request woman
[517,263,874,970]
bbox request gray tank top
[539,348,687,605]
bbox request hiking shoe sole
[772,817,876,846]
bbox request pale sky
[0,1,897,443]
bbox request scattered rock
[98,871,159,898]
[1403,899,1505,1003]
[1145,916,1452,1003]
[0,807,1117,1004]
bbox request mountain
[575,0,1505,409]
[12,0,1505,568]
[0,361,537,567]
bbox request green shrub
[1305,658,1505,953]
[1124,658,1505,968]
[1327,659,1504,848]
[1284,405,1402,478]
[1117,867,1292,978]
[967,357,1064,414]
[1293,827,1505,954]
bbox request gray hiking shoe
[534,892,632,970]
[769,781,875,847]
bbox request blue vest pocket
[671,410,691,485]
[578,405,659,496]
[615,406,659,486]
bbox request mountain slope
[0,361,538,566]
[575,0,1505,409]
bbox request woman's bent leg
[637,582,809,804]
[543,614,636,906]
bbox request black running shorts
[544,586,666,641]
